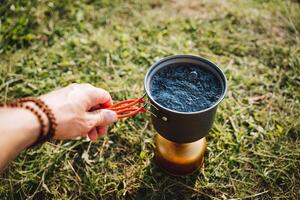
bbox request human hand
[40,83,118,141]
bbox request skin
[0,83,118,170]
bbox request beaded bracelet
[0,97,57,147]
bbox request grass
[0,0,300,199]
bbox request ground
[0,0,299,199]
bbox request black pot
[144,55,227,143]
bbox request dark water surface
[150,64,222,112]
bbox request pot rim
[144,54,228,115]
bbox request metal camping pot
[144,55,227,143]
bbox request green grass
[0,0,300,199]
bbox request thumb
[87,109,118,127]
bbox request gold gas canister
[154,134,207,175]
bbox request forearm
[0,106,41,170]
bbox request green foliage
[0,0,299,199]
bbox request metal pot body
[150,99,217,143]
[144,55,227,143]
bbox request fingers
[90,87,113,107]
[97,126,108,137]
[87,126,108,141]
[81,84,113,109]
[86,109,118,128]
[88,128,98,141]
[86,112,114,141]
[82,83,117,141]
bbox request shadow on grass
[131,159,210,200]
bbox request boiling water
[150,64,222,112]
